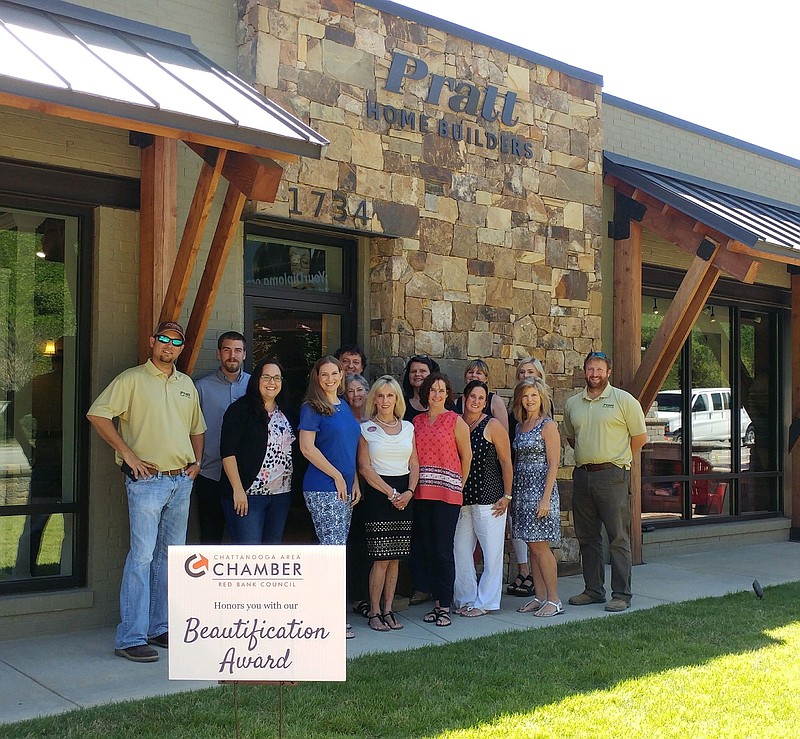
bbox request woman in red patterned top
[412,372,472,627]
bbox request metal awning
[605,152,800,256]
[0,0,327,159]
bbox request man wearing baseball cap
[87,320,206,662]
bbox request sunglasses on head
[586,351,608,360]
[155,334,184,347]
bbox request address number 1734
[288,187,369,227]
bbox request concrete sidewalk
[2,541,798,725]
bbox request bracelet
[404,489,413,495]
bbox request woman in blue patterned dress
[511,377,563,617]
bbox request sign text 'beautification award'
[168,545,346,681]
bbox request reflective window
[641,298,782,524]
[0,207,83,590]
[244,236,344,293]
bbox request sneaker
[605,598,631,612]
[147,632,169,649]
[568,592,606,606]
[115,644,159,662]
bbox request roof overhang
[604,152,800,259]
[0,0,328,160]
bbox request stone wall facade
[236,0,604,570]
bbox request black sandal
[381,611,403,630]
[511,574,535,597]
[368,614,390,632]
[422,607,442,623]
[435,610,452,627]
[506,574,526,595]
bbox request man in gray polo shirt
[193,331,250,543]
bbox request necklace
[465,414,484,430]
[375,416,399,428]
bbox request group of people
[87,320,646,663]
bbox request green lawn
[6,582,800,738]
[0,513,64,578]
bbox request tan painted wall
[604,100,800,205]
[0,0,247,636]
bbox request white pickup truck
[655,388,754,445]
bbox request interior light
[43,340,56,355]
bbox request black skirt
[362,474,413,560]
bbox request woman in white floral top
[220,358,295,544]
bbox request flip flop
[381,611,404,630]
[517,597,545,613]
[461,607,487,618]
[368,614,390,632]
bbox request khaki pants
[572,465,632,602]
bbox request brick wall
[72,0,238,69]
[604,99,800,204]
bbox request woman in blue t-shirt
[299,356,362,547]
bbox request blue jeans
[222,494,291,545]
[115,472,192,649]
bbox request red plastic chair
[691,456,726,514]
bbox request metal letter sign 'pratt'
[168,545,346,681]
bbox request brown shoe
[605,598,631,612]
[115,644,159,662]
[568,592,606,606]
[147,632,169,649]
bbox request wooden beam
[726,239,800,268]
[159,148,227,323]
[139,136,177,363]
[185,142,284,202]
[0,91,301,163]
[613,220,642,388]
[179,183,247,375]
[606,175,760,283]
[631,250,721,412]
[612,219,644,564]
[791,272,800,539]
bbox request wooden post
[179,183,247,375]
[630,249,721,412]
[613,220,643,563]
[159,148,227,324]
[139,136,177,362]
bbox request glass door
[243,223,358,543]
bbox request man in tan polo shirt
[87,321,206,662]
[562,351,646,612]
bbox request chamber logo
[184,553,209,578]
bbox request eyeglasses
[155,334,184,347]
[260,374,283,382]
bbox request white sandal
[533,600,564,617]
[516,597,545,613]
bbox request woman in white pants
[453,380,514,616]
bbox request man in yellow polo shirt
[562,351,646,612]
[87,321,206,662]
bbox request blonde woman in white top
[357,376,419,631]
